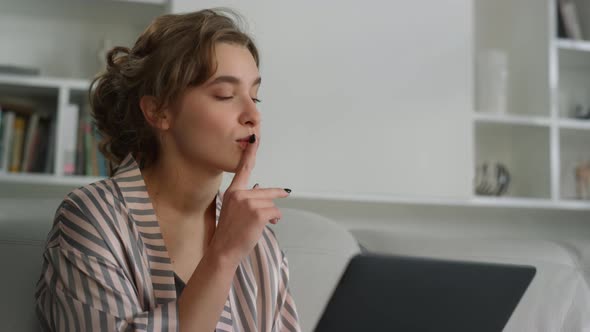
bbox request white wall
[1,0,588,263]
[0,0,163,79]
[171,0,474,200]
[168,0,590,254]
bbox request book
[31,118,51,173]
[559,0,584,40]
[557,0,568,38]
[0,64,40,76]
[75,106,87,175]
[0,97,36,117]
[21,113,40,172]
[0,106,4,169]
[61,104,79,175]
[84,115,97,176]
[9,116,26,173]
[0,110,15,172]
[44,119,56,174]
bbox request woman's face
[167,42,261,173]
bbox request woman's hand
[208,134,290,267]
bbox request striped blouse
[35,154,301,332]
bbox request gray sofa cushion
[0,219,50,332]
[270,208,360,332]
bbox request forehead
[211,42,259,78]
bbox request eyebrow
[206,75,262,87]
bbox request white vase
[476,49,509,114]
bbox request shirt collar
[113,153,223,227]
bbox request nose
[239,98,261,128]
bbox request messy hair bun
[89,8,259,175]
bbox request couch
[2,207,590,332]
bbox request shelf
[0,74,89,91]
[0,172,104,187]
[474,122,551,199]
[286,191,590,211]
[116,0,168,4]
[559,118,590,130]
[474,113,551,127]
[559,129,590,201]
[556,38,590,52]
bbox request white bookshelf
[0,74,101,184]
[556,38,590,52]
[286,191,590,211]
[0,172,103,187]
[3,0,590,212]
[473,113,551,127]
[0,0,167,192]
[473,0,590,207]
[559,118,590,130]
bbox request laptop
[314,253,535,332]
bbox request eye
[252,98,261,104]
[215,96,233,101]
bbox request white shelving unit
[473,0,590,209]
[0,74,98,186]
[556,38,590,52]
[3,0,590,212]
[286,191,590,211]
[474,113,552,128]
[0,0,168,193]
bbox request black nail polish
[249,134,256,144]
[284,188,292,194]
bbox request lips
[236,134,255,143]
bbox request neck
[142,154,223,221]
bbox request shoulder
[47,178,129,261]
[64,178,124,213]
[57,178,128,234]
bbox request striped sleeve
[35,201,178,332]
[273,252,301,332]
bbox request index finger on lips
[227,134,259,192]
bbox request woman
[35,8,300,332]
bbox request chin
[215,158,241,174]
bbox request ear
[139,95,171,130]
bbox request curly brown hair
[89,8,260,175]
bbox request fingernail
[249,134,256,144]
[284,188,292,194]
[253,183,259,189]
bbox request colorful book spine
[75,109,87,175]
[21,113,40,172]
[61,104,79,175]
[9,116,26,173]
[44,119,56,174]
[84,116,96,176]
[0,111,15,172]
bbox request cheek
[173,110,227,151]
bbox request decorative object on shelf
[570,104,590,120]
[475,162,511,196]
[0,64,40,76]
[558,0,584,40]
[476,49,509,114]
[575,161,590,200]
